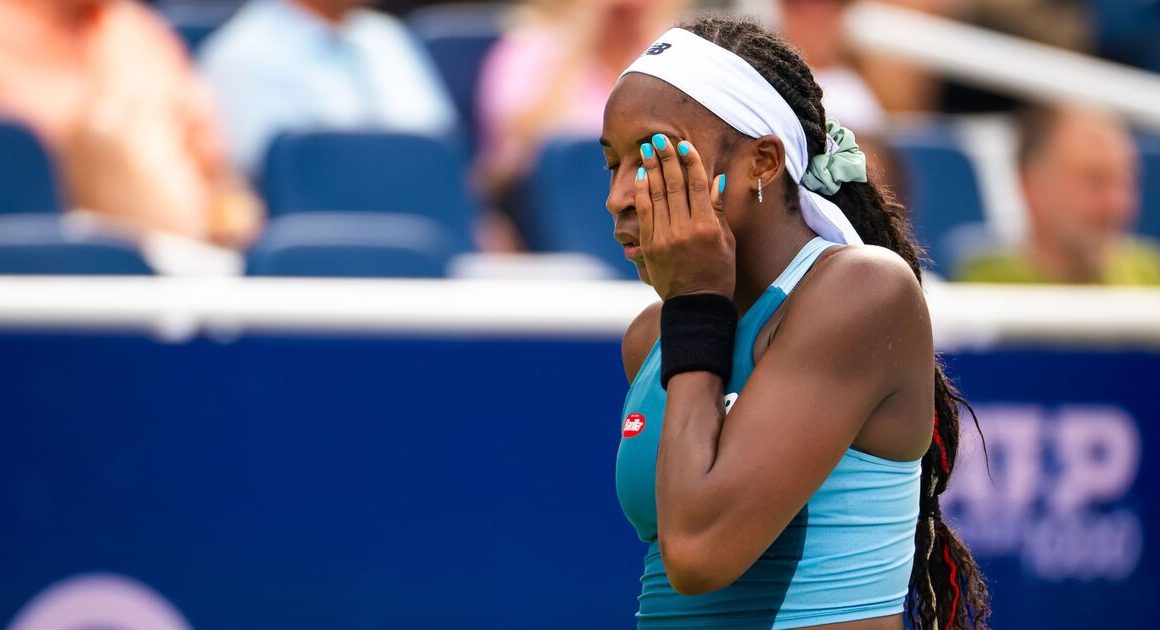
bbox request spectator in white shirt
[776,0,884,135]
[200,0,458,175]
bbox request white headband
[620,28,864,245]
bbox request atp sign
[943,405,1143,581]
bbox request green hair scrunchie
[801,118,868,196]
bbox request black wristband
[660,294,738,389]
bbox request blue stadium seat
[0,120,63,215]
[527,137,637,279]
[1137,138,1160,242]
[158,0,241,53]
[247,212,459,278]
[259,131,475,251]
[408,4,508,152]
[0,215,151,275]
[889,130,986,274]
[1093,0,1160,72]
[176,24,219,53]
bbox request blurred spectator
[856,0,951,113]
[965,0,1092,53]
[857,0,1089,114]
[374,0,507,16]
[0,0,262,246]
[959,105,1160,285]
[200,0,458,175]
[777,0,884,135]
[940,0,1092,114]
[775,0,904,198]
[474,0,683,250]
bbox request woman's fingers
[635,165,653,246]
[641,138,670,233]
[638,134,729,256]
[651,134,690,227]
[676,140,713,224]
[632,135,737,299]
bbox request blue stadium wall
[0,333,1154,628]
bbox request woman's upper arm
[622,301,662,384]
[693,249,928,569]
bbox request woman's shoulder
[791,244,928,338]
[621,301,662,384]
[813,244,923,301]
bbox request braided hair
[677,16,990,629]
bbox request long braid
[679,16,990,628]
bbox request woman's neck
[733,212,817,316]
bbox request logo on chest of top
[623,396,736,439]
[645,42,672,56]
[622,412,647,438]
[724,393,739,415]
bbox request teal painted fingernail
[718,174,726,193]
[652,134,667,150]
[637,166,646,181]
[641,143,654,159]
[677,141,690,156]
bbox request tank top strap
[772,236,838,295]
[732,237,839,380]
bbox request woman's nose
[606,169,636,215]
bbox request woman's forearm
[655,371,727,538]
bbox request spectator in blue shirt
[200,0,458,175]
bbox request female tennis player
[605,18,989,629]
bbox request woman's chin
[635,263,652,286]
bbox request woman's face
[600,74,747,285]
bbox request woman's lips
[623,243,643,261]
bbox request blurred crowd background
[2,4,1159,627]
[1,0,1158,285]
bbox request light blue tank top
[615,237,921,629]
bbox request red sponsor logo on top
[623,412,646,438]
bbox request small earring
[757,177,764,204]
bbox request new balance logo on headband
[645,42,671,55]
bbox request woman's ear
[749,135,786,191]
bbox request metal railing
[0,276,1155,349]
